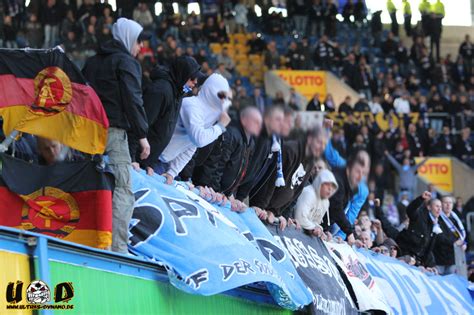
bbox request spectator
[252,126,329,223]
[394,92,411,114]
[217,47,235,72]
[36,137,81,165]
[234,0,248,33]
[313,35,336,70]
[434,196,467,275]
[397,192,441,267]
[436,126,454,155]
[342,0,354,26]
[253,87,266,113]
[354,94,370,112]
[288,88,304,111]
[3,16,17,48]
[459,35,473,77]
[159,74,232,183]
[324,0,338,38]
[339,96,354,114]
[385,151,428,200]
[216,20,229,43]
[237,106,284,203]
[402,0,411,37]
[354,0,367,25]
[308,0,324,37]
[323,94,336,112]
[25,14,43,48]
[264,40,280,70]
[192,107,262,197]
[132,2,154,30]
[386,0,398,36]
[248,32,266,54]
[328,152,367,244]
[381,32,398,58]
[138,56,202,173]
[286,41,303,70]
[281,107,295,138]
[419,0,431,37]
[429,0,445,61]
[82,18,150,253]
[215,63,232,80]
[306,93,322,111]
[295,169,338,237]
[202,17,219,43]
[289,0,308,36]
[41,0,62,48]
[272,91,286,107]
[455,127,473,167]
[369,95,384,114]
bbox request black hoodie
[192,119,256,195]
[138,56,201,169]
[82,39,148,140]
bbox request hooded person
[138,55,204,173]
[158,73,232,183]
[82,18,150,253]
[294,169,338,236]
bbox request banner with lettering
[357,249,473,314]
[128,170,313,310]
[274,70,327,102]
[267,226,358,314]
[325,242,391,313]
[414,157,453,193]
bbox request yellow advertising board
[274,70,327,103]
[415,157,453,193]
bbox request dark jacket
[328,168,357,237]
[433,215,461,266]
[192,120,255,196]
[251,136,312,217]
[139,57,201,169]
[396,197,438,267]
[83,39,148,140]
[238,127,276,202]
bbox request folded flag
[0,153,114,249]
[0,48,109,154]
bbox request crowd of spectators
[0,1,473,278]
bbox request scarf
[272,134,285,187]
[440,211,466,241]
[429,212,443,234]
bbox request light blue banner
[357,249,474,314]
[128,170,313,310]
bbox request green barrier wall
[49,261,292,315]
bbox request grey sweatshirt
[386,153,428,190]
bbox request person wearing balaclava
[82,18,150,253]
[158,73,232,184]
[138,56,204,174]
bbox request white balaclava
[112,18,143,55]
[198,73,232,112]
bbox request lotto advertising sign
[274,70,327,102]
[415,157,453,193]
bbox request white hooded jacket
[294,169,338,231]
[112,18,143,55]
[160,73,231,178]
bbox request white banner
[325,242,392,314]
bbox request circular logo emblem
[31,67,73,116]
[20,187,79,238]
[26,280,51,304]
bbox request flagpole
[0,130,19,153]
